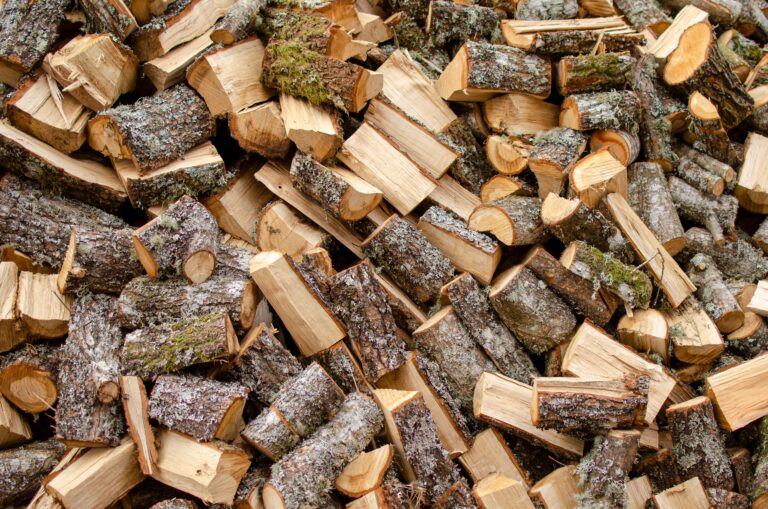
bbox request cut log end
[469,204,513,245]
[184,250,216,284]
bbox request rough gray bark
[79,0,137,40]
[706,488,751,509]
[754,216,768,254]
[471,195,549,247]
[56,294,125,447]
[438,118,496,194]
[528,127,587,191]
[663,0,742,26]
[633,54,678,170]
[635,448,682,492]
[753,417,768,507]
[558,53,634,95]
[149,500,199,509]
[668,175,738,245]
[687,253,744,333]
[515,0,578,19]
[677,157,725,196]
[575,430,640,509]
[688,105,740,168]
[427,1,501,49]
[680,227,768,282]
[562,90,641,134]
[0,440,66,507]
[463,42,551,98]
[529,31,644,55]
[211,0,264,44]
[675,143,734,183]
[627,162,685,255]
[614,0,671,32]
[312,341,370,395]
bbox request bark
[561,90,641,134]
[688,253,744,333]
[575,430,640,509]
[706,488,751,509]
[261,10,340,53]
[363,216,455,305]
[0,343,60,413]
[489,266,577,354]
[675,143,734,183]
[737,0,768,41]
[149,500,199,509]
[463,42,551,98]
[627,162,685,255]
[242,408,300,461]
[212,0,265,44]
[427,1,501,49]
[0,0,67,79]
[635,448,682,492]
[120,312,237,380]
[56,294,125,447]
[90,84,216,173]
[437,117,495,195]
[329,263,407,383]
[668,175,738,244]
[681,227,768,282]
[667,396,735,490]
[443,272,539,384]
[312,341,370,395]
[558,53,634,95]
[754,417,768,507]
[727,447,752,495]
[614,0,671,32]
[264,393,383,509]
[688,109,740,168]
[79,0,137,40]
[750,99,768,137]
[471,195,549,247]
[390,0,430,24]
[433,480,477,509]
[528,127,587,193]
[234,463,270,507]
[133,195,219,283]
[663,0,742,26]
[677,157,724,195]
[755,216,768,253]
[216,243,253,279]
[529,31,644,55]
[515,0,578,19]
[0,440,65,507]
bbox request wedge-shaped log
[1,441,65,506]
[653,477,711,509]
[485,136,529,176]
[143,29,215,91]
[336,445,393,498]
[736,132,768,214]
[0,393,31,448]
[0,344,59,413]
[120,375,157,476]
[255,201,330,257]
[705,354,768,431]
[528,127,587,197]
[617,308,670,363]
[527,465,578,509]
[211,0,264,44]
[0,262,23,353]
[575,430,641,508]
[458,428,530,486]
[469,196,548,247]
[279,92,342,161]
[569,148,628,208]
[482,93,559,136]
[16,272,71,339]
[229,101,291,159]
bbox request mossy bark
[79,0,137,40]
[212,0,265,44]
[575,431,640,509]
[635,448,682,492]
[613,0,671,31]
[676,157,724,195]
[627,162,685,254]
[0,0,67,81]
[558,52,634,95]
[753,417,768,507]
[529,31,644,55]
[515,0,578,20]
[443,272,539,383]
[680,227,768,282]
[0,440,65,507]
[632,54,678,170]
[563,90,641,134]
[427,1,501,49]
[56,294,125,447]
[668,175,738,245]
[687,253,743,332]
[438,117,495,195]
[485,195,549,247]
[463,42,551,98]
[725,30,761,66]
[262,10,338,52]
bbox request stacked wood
[560,90,640,133]
[735,132,768,213]
[557,53,634,96]
[669,175,738,245]
[502,17,643,54]
[633,53,679,170]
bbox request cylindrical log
[527,127,587,197]
[426,1,501,49]
[560,90,641,133]
[674,143,734,183]
[576,430,641,508]
[681,227,768,282]
[79,0,137,40]
[687,253,745,333]
[557,53,634,95]
[627,162,686,256]
[362,215,455,305]
[438,118,496,194]
[529,31,644,55]
[687,91,740,167]
[211,0,264,44]
[469,195,548,247]
[662,0,743,26]
[754,417,768,509]
[515,0,578,19]
[0,440,66,507]
[633,54,678,170]
[614,0,671,32]
[484,135,529,176]
[668,175,738,245]
[489,265,577,354]
[590,129,640,167]
[677,157,725,196]
[0,343,60,413]
[262,393,383,509]
[635,448,682,492]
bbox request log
[614,0,671,32]
[88,84,216,174]
[472,474,535,509]
[436,42,551,102]
[750,85,768,137]
[653,477,711,509]
[735,132,768,213]
[143,29,215,91]
[557,52,634,96]
[633,53,679,170]
[229,101,291,159]
[211,0,264,44]
[617,308,670,363]
[532,376,648,434]
[501,17,642,54]
[705,354,768,431]
[686,254,744,334]
[482,93,560,136]
[727,447,752,495]
[515,0,577,20]
[262,393,383,509]
[636,448,682,492]
[754,417,768,509]
[560,90,640,134]
[43,34,138,112]
[255,200,330,257]
[16,272,71,338]
[336,445,393,498]
[590,129,641,168]
[669,175,738,245]
[79,0,136,40]
[747,281,768,317]
[527,127,587,197]
[581,0,618,15]
[687,91,740,167]
[0,344,59,413]
[575,430,641,508]
[569,149,628,209]
[435,118,494,194]
[485,136,529,176]
[312,339,371,397]
[458,428,530,486]
[426,1,500,49]
[480,175,531,203]
[0,262,24,353]
[677,157,725,196]
[0,440,65,507]
[527,465,578,509]
[186,37,274,117]
[706,488,751,509]
[120,375,157,476]
[428,174,482,225]
[663,0,742,27]
[667,395,734,490]
[682,227,768,282]
[469,196,548,247]
[0,393,31,448]
[675,143,735,184]
[279,92,343,161]
[120,312,238,380]
[149,500,199,509]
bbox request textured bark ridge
[677,157,725,196]
[669,175,738,245]
[312,341,370,395]
[557,52,634,95]
[261,10,343,54]
[149,500,199,509]
[218,324,301,405]
[212,0,265,44]
[515,0,578,20]
[560,90,641,134]
[426,1,501,49]
[632,54,678,170]
[0,440,65,507]
[613,0,670,32]
[443,272,539,384]
[754,417,768,508]
[466,42,551,97]
[528,31,643,55]
[363,215,455,305]
[0,343,60,413]
[687,253,744,333]
[489,265,577,354]
[528,127,587,196]
[121,312,238,380]
[329,263,407,383]
[706,488,751,509]
[0,0,67,84]
[575,430,640,509]
[56,294,126,447]
[667,396,735,491]
[687,92,741,167]
[133,195,219,284]
[148,374,248,441]
[438,118,496,194]
[433,480,477,509]
[89,84,216,173]
[636,448,681,492]
[469,195,549,247]
[263,393,383,509]
[242,362,345,460]
[680,227,768,282]
[79,0,138,41]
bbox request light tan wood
[0,392,31,448]
[626,476,653,509]
[664,297,724,364]
[590,129,640,166]
[255,201,329,258]
[483,93,560,136]
[705,354,768,431]
[561,321,677,424]
[473,372,585,458]
[150,428,251,505]
[46,438,145,509]
[372,389,419,482]
[736,132,768,213]
[16,272,72,339]
[429,174,482,222]
[27,447,83,509]
[364,97,458,179]
[0,262,23,353]
[473,474,536,509]
[580,0,618,16]
[250,251,345,356]
[747,280,768,316]
[640,423,660,451]
[279,93,342,161]
[617,308,670,364]
[43,35,137,112]
[486,136,529,175]
[377,50,456,133]
[501,16,632,49]
[569,149,627,208]
[187,37,274,117]
[143,28,215,91]
[130,0,177,27]
[458,428,529,487]
[648,6,710,62]
[346,490,386,509]
[376,351,468,457]
[356,12,391,43]
[528,465,578,509]
[338,122,437,215]
[1,247,52,275]
[229,101,292,159]
[119,376,157,477]
[604,192,695,308]
[653,477,710,509]
[480,175,527,203]
[336,445,393,497]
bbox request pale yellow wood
[373,389,419,482]
[458,428,529,487]
[664,297,724,364]
[143,28,215,91]
[604,193,696,308]
[747,280,768,316]
[229,101,291,158]
[151,429,251,505]
[250,251,345,356]
[119,375,157,476]
[255,201,329,258]
[187,37,274,117]
[356,12,392,43]
[480,175,525,203]
[561,321,677,424]
[486,136,529,176]
[705,354,768,431]
[0,392,31,448]
[338,122,437,215]
[0,262,22,353]
[336,445,393,497]
[527,465,578,509]
[30,448,83,509]
[640,423,660,450]
[346,490,386,509]
[736,132,768,213]
[648,6,709,62]
[617,308,670,364]
[16,272,72,339]
[653,477,710,509]
[279,93,342,161]
[153,0,236,58]
[483,93,560,136]
[473,372,585,458]
[589,129,640,167]
[625,476,653,509]
[473,474,535,509]
[502,16,632,49]
[46,438,145,509]
[569,149,627,208]
[429,174,482,221]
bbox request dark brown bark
[0,440,65,507]
[558,53,634,95]
[529,31,644,55]
[561,90,641,134]
[680,227,768,282]
[80,0,137,40]
[668,175,738,245]
[687,253,744,333]
[426,1,500,49]
[754,417,768,508]
[438,117,495,195]
[633,54,678,170]
[706,488,751,509]
[433,480,476,509]
[463,42,551,98]
[211,0,264,44]
[627,162,685,255]
[0,343,60,413]
[727,447,752,494]
[635,448,682,492]
[575,430,640,509]
[56,294,125,447]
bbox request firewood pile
[3,0,768,507]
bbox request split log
[502,17,642,54]
[527,127,587,197]
[682,227,768,282]
[669,175,738,245]
[636,448,682,492]
[121,312,238,380]
[0,344,59,413]
[0,440,65,507]
[262,393,383,509]
[480,175,531,203]
[614,0,671,33]
[569,149,628,208]
[148,374,247,442]
[747,281,768,318]
[750,85,768,137]
[211,0,264,44]
[0,393,31,448]
[754,417,768,509]
[617,308,670,363]
[79,0,136,40]
[312,340,371,396]
[143,29,215,91]
[663,0,742,27]
[473,372,585,458]
[662,20,753,129]
[677,157,725,196]
[489,265,577,354]
[575,430,641,508]
[686,254,744,334]
[532,376,648,434]
[458,428,530,486]
[255,200,330,257]
[528,465,578,509]
[540,193,634,263]
[120,375,157,476]
[706,489,750,509]
[5,74,90,154]
[16,272,71,338]
[667,396,735,490]
[0,0,67,87]
[473,473,535,509]
[484,136,529,176]
[88,84,216,173]
[262,10,368,61]
[705,354,768,431]
[426,1,500,49]
[186,37,273,117]
[279,93,342,161]
[590,129,640,168]
[43,34,138,112]
[557,52,634,96]
[436,42,551,102]
[633,53,678,170]
[687,91,740,167]
[727,447,752,495]
[469,196,548,247]
[336,445,393,497]
[735,132,768,213]
[436,117,494,193]
[560,90,640,133]
[0,262,24,353]
[482,93,560,136]
[653,477,711,509]
[229,101,292,159]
